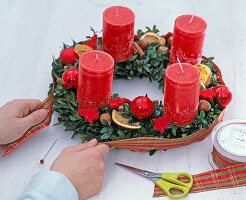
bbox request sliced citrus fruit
[140,32,166,45]
[195,64,212,86]
[112,110,141,129]
[74,45,93,56]
[160,37,166,46]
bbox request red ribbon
[153,162,246,197]
[212,147,242,169]
[2,92,54,157]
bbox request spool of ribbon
[210,119,246,169]
[212,147,242,168]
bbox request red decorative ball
[60,48,78,66]
[131,96,154,119]
[213,85,232,108]
[62,67,79,89]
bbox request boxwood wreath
[49,26,227,147]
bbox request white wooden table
[0,0,245,199]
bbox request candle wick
[177,58,184,73]
[96,54,99,62]
[189,11,196,24]
[116,7,119,16]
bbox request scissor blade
[115,162,160,182]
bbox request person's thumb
[21,109,48,130]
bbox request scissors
[115,163,193,200]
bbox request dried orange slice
[112,110,141,129]
[140,32,166,45]
[195,64,212,86]
[74,45,93,56]
[160,37,166,46]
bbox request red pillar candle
[164,63,201,125]
[169,15,207,65]
[77,50,114,108]
[103,6,135,62]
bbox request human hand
[51,139,109,200]
[0,99,48,145]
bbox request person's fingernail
[88,139,97,145]
[39,109,47,117]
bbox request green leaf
[195,115,201,120]
[68,102,74,111]
[76,111,81,119]
[138,127,147,135]
[137,29,143,36]
[129,55,138,61]
[102,119,109,127]
[53,122,63,126]
[80,133,87,143]
[152,110,161,118]
[61,104,70,109]
[144,57,150,64]
[100,127,108,133]
[65,126,74,131]
[117,130,126,139]
[71,132,78,139]
[151,52,157,58]
[137,67,143,73]
[69,116,79,121]
[200,111,205,119]
[150,128,160,135]
[182,134,188,138]
[56,78,63,86]
[207,57,214,61]
[101,133,110,139]
[108,126,114,134]
[143,65,150,73]
[202,119,208,124]
[56,85,63,90]
[172,127,177,136]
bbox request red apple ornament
[62,67,79,89]
[213,85,232,108]
[131,96,154,119]
[60,48,78,66]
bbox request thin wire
[42,139,57,160]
